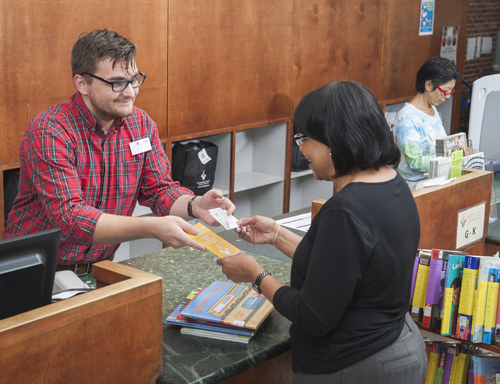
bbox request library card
[209,208,239,230]
[187,223,241,258]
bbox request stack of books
[412,249,500,346]
[435,132,468,157]
[165,281,274,344]
[422,340,500,384]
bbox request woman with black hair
[217,81,427,383]
[394,56,461,177]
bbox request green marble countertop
[119,246,292,384]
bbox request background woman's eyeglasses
[436,86,455,96]
[294,134,307,146]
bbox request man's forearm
[92,213,158,244]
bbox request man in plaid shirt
[2,29,234,272]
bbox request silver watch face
[252,284,260,294]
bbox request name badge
[129,138,152,156]
[428,128,439,141]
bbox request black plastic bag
[291,139,310,172]
[171,141,218,194]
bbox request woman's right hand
[236,215,278,245]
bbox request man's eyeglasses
[436,86,455,96]
[294,134,307,146]
[81,72,147,92]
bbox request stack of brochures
[165,281,274,344]
[429,157,452,179]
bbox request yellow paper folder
[187,223,241,258]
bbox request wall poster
[440,26,459,64]
[419,0,435,36]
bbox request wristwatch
[252,270,272,294]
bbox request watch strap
[253,270,271,294]
[187,196,198,218]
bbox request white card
[198,148,212,164]
[209,208,239,230]
[129,138,152,156]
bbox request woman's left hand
[216,253,263,284]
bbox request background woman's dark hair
[71,29,136,84]
[415,56,461,93]
[293,81,400,178]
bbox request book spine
[435,349,447,384]
[413,254,431,314]
[472,279,488,343]
[482,268,499,344]
[456,256,480,340]
[423,257,444,328]
[441,347,455,384]
[411,255,420,300]
[425,346,441,384]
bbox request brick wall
[458,0,500,132]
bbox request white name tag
[129,138,152,156]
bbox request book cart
[312,168,499,353]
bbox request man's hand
[194,189,235,226]
[150,216,206,251]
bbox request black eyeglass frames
[81,72,146,92]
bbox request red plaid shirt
[3,92,192,265]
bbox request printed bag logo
[198,148,212,164]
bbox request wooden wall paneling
[0,0,168,166]
[167,0,294,137]
[381,0,469,131]
[291,0,388,113]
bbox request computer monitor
[0,228,61,320]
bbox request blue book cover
[180,281,274,330]
[165,290,255,336]
[441,255,466,336]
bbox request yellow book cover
[187,223,241,258]
[424,351,440,384]
[484,280,500,328]
[458,267,479,316]
[449,354,458,384]
[472,280,488,342]
[441,287,454,335]
[413,263,430,309]
[453,352,466,384]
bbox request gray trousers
[293,313,428,384]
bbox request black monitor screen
[0,228,61,320]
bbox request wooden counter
[0,261,163,383]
